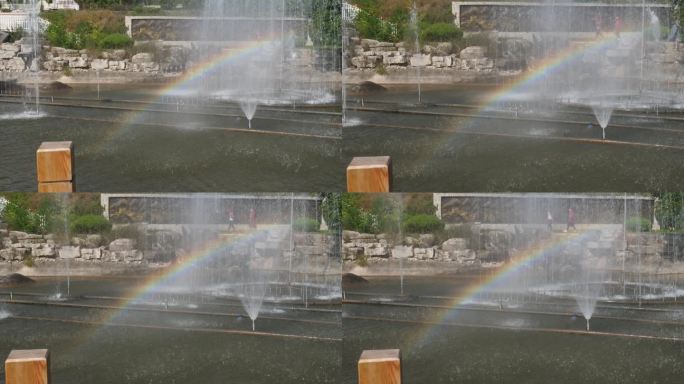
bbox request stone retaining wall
[0,227,335,268]
[0,41,167,74]
[348,38,494,72]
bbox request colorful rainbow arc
[478,34,620,112]
[93,38,278,147]
[79,225,282,334]
[409,229,594,348]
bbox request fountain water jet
[240,101,258,129]
[410,1,421,104]
[591,105,613,140]
[196,0,336,121]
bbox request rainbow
[93,38,278,147]
[409,229,593,348]
[478,34,620,112]
[82,225,280,333]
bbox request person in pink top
[228,207,236,232]
[614,16,622,38]
[249,207,257,229]
[567,208,577,232]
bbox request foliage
[351,0,461,45]
[341,194,445,236]
[42,10,130,50]
[69,195,104,216]
[70,214,112,234]
[6,27,24,43]
[307,0,342,48]
[321,193,341,232]
[76,1,204,11]
[341,194,378,234]
[99,33,133,48]
[0,194,59,234]
[626,216,651,232]
[0,193,112,238]
[293,218,320,233]
[656,192,684,231]
[23,255,35,268]
[420,22,462,42]
[402,214,445,234]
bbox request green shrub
[626,217,651,232]
[1,195,48,234]
[355,9,400,42]
[402,214,445,234]
[99,33,133,49]
[70,215,112,234]
[23,255,35,268]
[7,28,24,43]
[421,22,462,42]
[294,218,320,233]
[342,194,379,234]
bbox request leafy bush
[7,28,24,43]
[420,22,462,42]
[1,194,57,234]
[99,33,133,49]
[42,10,128,50]
[342,194,379,234]
[626,217,651,232]
[70,214,112,234]
[3,201,38,233]
[402,214,445,234]
[355,9,399,42]
[294,218,320,233]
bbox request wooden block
[358,349,401,384]
[36,142,73,183]
[38,182,74,193]
[347,156,391,193]
[5,349,50,384]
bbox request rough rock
[59,246,80,259]
[419,234,435,248]
[442,238,468,252]
[131,52,153,64]
[0,273,35,286]
[460,46,486,59]
[410,54,431,67]
[91,59,109,70]
[85,234,102,248]
[109,239,136,252]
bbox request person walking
[249,207,257,229]
[567,208,577,232]
[594,14,603,38]
[614,16,622,39]
[228,207,236,232]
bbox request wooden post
[358,349,401,384]
[347,156,391,193]
[36,142,74,193]
[5,349,50,384]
